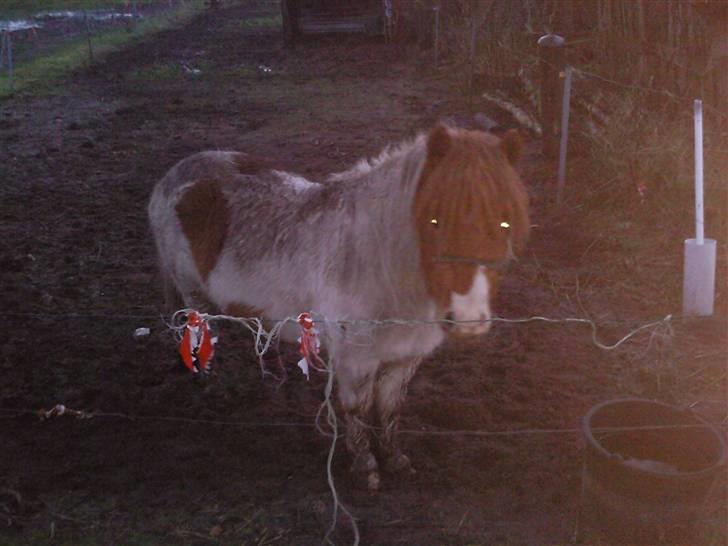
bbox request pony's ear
[426,124,452,163]
[500,129,523,165]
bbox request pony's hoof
[351,469,381,491]
[366,470,381,491]
[385,453,416,476]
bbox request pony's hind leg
[374,357,422,475]
[336,358,380,490]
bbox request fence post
[467,4,477,112]
[6,31,13,93]
[281,0,299,48]
[84,11,94,64]
[556,66,573,204]
[538,33,565,159]
[433,5,440,69]
[383,0,393,43]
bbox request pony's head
[413,125,529,336]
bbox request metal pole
[467,6,476,112]
[7,31,13,92]
[383,0,392,43]
[0,31,6,70]
[694,99,704,244]
[556,66,573,204]
[433,6,440,69]
[132,0,139,29]
[84,10,94,64]
[538,33,565,158]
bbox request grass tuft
[0,1,206,98]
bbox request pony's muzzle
[443,311,493,336]
[450,316,492,337]
[447,266,493,336]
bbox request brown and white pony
[148,125,529,490]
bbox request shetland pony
[148,125,529,490]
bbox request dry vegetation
[394,0,727,313]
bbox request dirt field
[1,2,725,545]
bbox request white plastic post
[682,99,716,316]
[683,239,716,316]
[694,100,704,244]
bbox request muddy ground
[1,2,725,545]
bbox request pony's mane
[326,133,427,182]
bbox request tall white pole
[683,98,715,316]
[694,99,704,245]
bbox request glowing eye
[430,218,439,226]
[500,221,510,229]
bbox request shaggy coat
[149,125,529,489]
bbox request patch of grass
[128,59,198,82]
[0,1,206,98]
[2,1,157,18]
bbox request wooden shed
[281,0,385,44]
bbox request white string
[167,309,673,546]
[5,406,724,434]
[181,311,359,546]
[194,312,673,353]
[321,353,359,546]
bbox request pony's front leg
[374,358,422,475]
[336,358,380,491]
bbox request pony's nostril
[444,311,455,323]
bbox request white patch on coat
[450,266,492,335]
[274,171,317,192]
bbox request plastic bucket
[580,398,726,543]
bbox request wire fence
[1,306,710,546]
[0,0,203,94]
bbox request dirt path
[1,2,725,545]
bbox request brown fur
[413,126,529,307]
[175,180,231,282]
[232,154,270,175]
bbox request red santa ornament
[179,311,217,374]
[297,312,322,379]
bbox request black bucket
[580,398,726,544]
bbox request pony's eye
[430,218,439,227]
[500,221,510,229]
